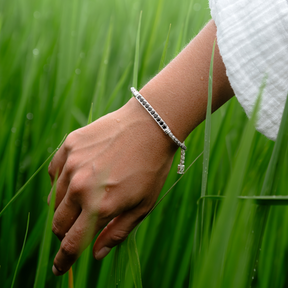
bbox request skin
[48,20,234,276]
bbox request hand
[48,97,177,276]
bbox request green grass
[1,0,288,287]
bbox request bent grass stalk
[10,213,30,288]
[0,135,66,218]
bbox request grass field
[1,0,288,287]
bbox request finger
[52,210,97,276]
[93,207,148,260]
[52,194,82,241]
[48,140,69,185]
[47,166,70,209]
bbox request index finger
[52,211,99,275]
[48,142,68,185]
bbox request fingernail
[95,247,111,260]
[52,265,62,276]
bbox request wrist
[118,97,178,157]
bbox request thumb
[93,208,146,260]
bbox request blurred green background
[1,0,288,287]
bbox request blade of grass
[103,62,132,114]
[61,272,70,288]
[4,209,47,287]
[93,20,113,119]
[33,173,58,288]
[110,241,129,288]
[158,24,171,72]
[194,77,262,288]
[138,0,163,85]
[69,267,74,288]
[96,250,114,287]
[127,230,142,288]
[247,91,288,285]
[87,103,93,125]
[261,93,288,197]
[181,0,194,48]
[190,41,215,286]
[201,39,215,198]
[202,195,288,206]
[10,212,30,288]
[132,11,142,89]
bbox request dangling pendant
[177,147,185,174]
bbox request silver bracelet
[130,87,186,174]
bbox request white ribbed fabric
[209,0,288,140]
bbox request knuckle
[60,238,78,259]
[48,162,54,178]
[65,156,77,175]
[110,230,129,243]
[68,176,84,198]
[52,222,64,239]
[64,131,77,152]
[98,203,113,220]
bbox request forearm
[137,20,234,142]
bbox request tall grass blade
[158,24,171,72]
[139,0,163,84]
[194,78,262,288]
[110,241,129,288]
[103,63,132,114]
[261,92,288,196]
[181,0,194,48]
[10,213,30,288]
[33,173,58,288]
[93,20,113,119]
[201,40,215,198]
[69,268,74,288]
[88,103,93,125]
[190,42,215,285]
[132,11,142,89]
[247,91,288,285]
[61,273,70,288]
[74,247,91,288]
[202,195,288,205]
[127,230,142,288]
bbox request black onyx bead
[163,125,166,129]
[160,121,163,125]
[140,98,143,102]
[145,104,149,108]
[157,117,160,122]
[137,96,141,99]
[153,114,157,118]
[148,107,152,111]
[151,111,155,115]
[142,100,146,105]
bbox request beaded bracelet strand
[130,87,186,174]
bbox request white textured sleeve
[209,0,288,140]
